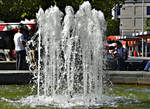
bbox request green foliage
[145,18,150,31]
[91,0,124,20]
[0,0,124,36]
[0,0,124,22]
[106,19,120,36]
[0,0,42,22]
[0,0,2,4]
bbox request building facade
[115,0,150,35]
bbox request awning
[138,35,150,39]
[0,20,36,31]
[116,35,140,41]
[106,35,120,41]
[136,31,150,39]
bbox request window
[147,6,150,15]
[117,8,120,15]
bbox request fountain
[1,2,150,109]
[34,1,106,107]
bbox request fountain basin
[0,84,150,109]
[0,70,150,85]
[106,71,150,85]
[0,70,33,84]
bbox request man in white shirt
[14,27,26,70]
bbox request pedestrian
[112,41,128,71]
[14,27,26,70]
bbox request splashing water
[34,1,106,107]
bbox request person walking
[14,27,26,70]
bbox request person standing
[14,27,26,70]
[112,41,127,71]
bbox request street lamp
[142,0,144,56]
[142,0,144,33]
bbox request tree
[106,19,120,36]
[91,0,124,20]
[0,0,42,22]
[145,18,150,31]
[0,0,124,30]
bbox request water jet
[1,1,150,109]
[35,1,105,107]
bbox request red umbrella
[0,23,36,31]
[0,23,7,31]
[106,35,120,41]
